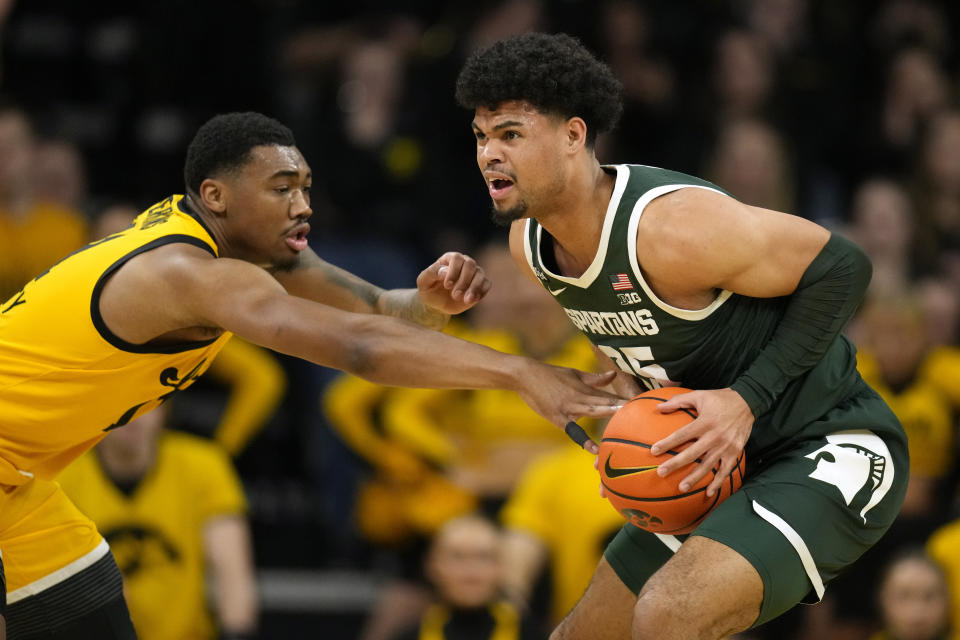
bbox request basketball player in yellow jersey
[0,112,626,639]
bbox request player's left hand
[649,388,753,497]
[416,251,492,315]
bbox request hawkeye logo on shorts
[604,454,658,478]
[805,430,894,524]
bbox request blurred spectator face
[879,555,950,640]
[469,243,563,333]
[0,109,34,197]
[708,119,790,211]
[748,0,808,52]
[923,112,960,192]
[601,0,649,52]
[918,278,960,346]
[887,49,947,118]
[850,179,913,260]
[339,41,403,148]
[101,404,166,460]
[426,516,502,608]
[862,301,928,388]
[714,30,772,117]
[33,140,87,210]
[91,204,139,240]
[468,0,543,51]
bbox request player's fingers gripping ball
[598,387,745,535]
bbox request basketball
[598,387,745,535]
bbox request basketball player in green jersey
[456,33,908,639]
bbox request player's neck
[184,192,234,258]
[537,161,614,278]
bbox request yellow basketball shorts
[0,477,106,600]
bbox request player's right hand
[514,364,627,454]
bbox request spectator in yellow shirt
[500,444,624,626]
[58,404,258,640]
[0,103,88,299]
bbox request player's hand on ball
[651,388,753,498]
[516,365,625,454]
[417,252,491,315]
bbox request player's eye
[474,130,486,141]
[504,130,520,140]
[274,185,289,193]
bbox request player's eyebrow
[472,120,526,132]
[269,169,311,179]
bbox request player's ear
[566,117,588,153]
[198,179,227,215]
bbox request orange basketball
[598,387,745,535]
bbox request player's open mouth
[285,223,310,251]
[488,177,515,199]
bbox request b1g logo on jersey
[617,292,643,306]
[805,430,895,524]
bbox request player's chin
[489,201,527,227]
[270,252,301,272]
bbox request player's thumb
[579,369,617,388]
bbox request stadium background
[3,1,960,638]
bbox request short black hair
[183,112,296,193]
[455,32,623,147]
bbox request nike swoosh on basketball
[604,454,658,478]
[549,286,567,295]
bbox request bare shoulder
[99,242,227,343]
[112,242,218,292]
[636,187,829,296]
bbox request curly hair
[455,32,623,147]
[184,112,296,194]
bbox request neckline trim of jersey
[526,164,629,289]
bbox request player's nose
[479,140,503,165]
[291,189,312,219]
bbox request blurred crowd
[4,1,960,639]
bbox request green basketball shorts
[604,388,909,627]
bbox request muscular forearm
[330,313,525,389]
[246,295,525,390]
[272,249,447,329]
[204,516,258,635]
[730,234,872,417]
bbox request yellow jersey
[857,348,960,478]
[58,430,247,640]
[0,195,231,483]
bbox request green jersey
[524,164,894,459]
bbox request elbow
[337,315,387,379]
[342,339,378,378]
[849,239,873,297]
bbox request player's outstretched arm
[269,247,491,330]
[639,188,870,495]
[120,245,623,428]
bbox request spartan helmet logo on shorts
[805,430,895,524]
